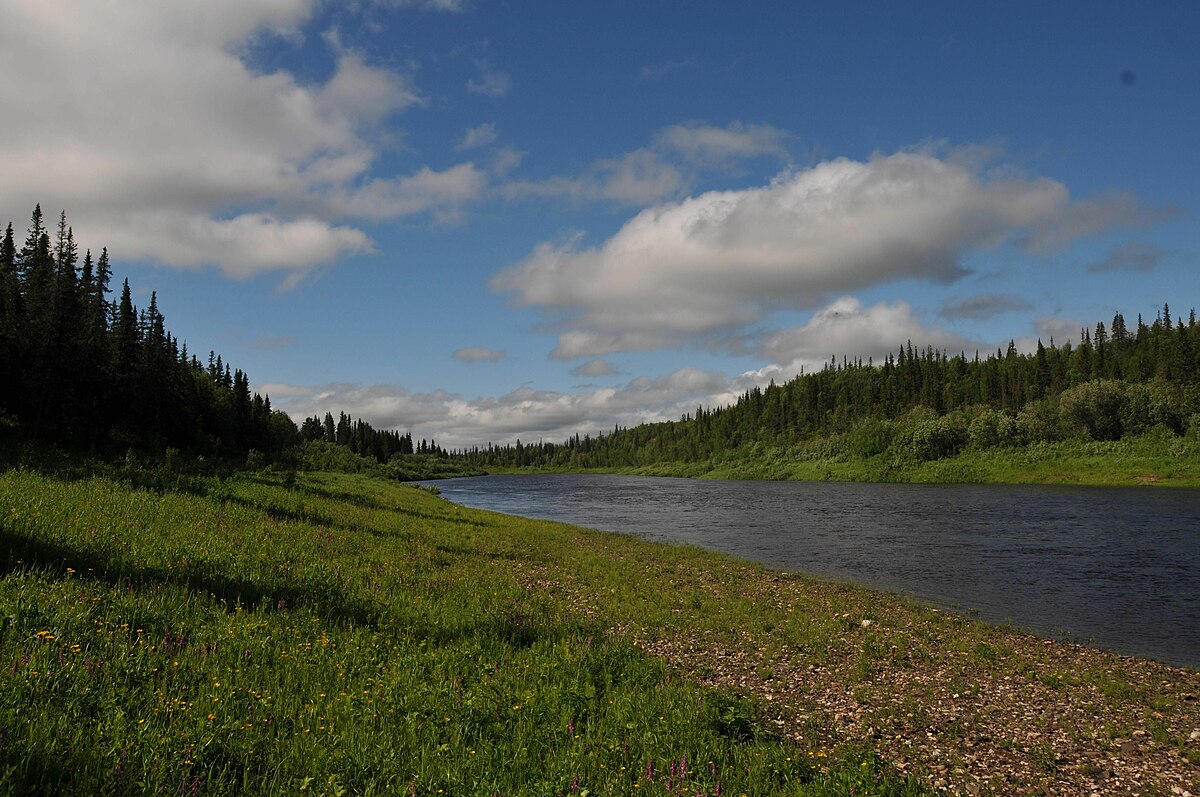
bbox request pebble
[1190,730,1199,741]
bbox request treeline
[297,411,447,461]
[453,305,1200,470]
[0,206,302,456]
[0,205,426,469]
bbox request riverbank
[488,432,1200,487]
[2,468,1197,795]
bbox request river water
[425,474,1200,668]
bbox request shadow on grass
[0,521,593,653]
[0,525,385,629]
[293,480,496,528]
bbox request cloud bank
[264,366,731,448]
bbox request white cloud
[0,2,481,284]
[758,298,979,377]
[496,150,1151,358]
[266,366,731,448]
[98,211,373,283]
[467,60,512,98]
[327,164,488,221]
[453,346,508,363]
[457,123,498,150]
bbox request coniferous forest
[452,306,1200,473]
[0,206,307,458]
[0,206,441,469]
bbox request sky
[2,1,1197,448]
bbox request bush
[1122,380,1185,436]
[893,413,968,462]
[848,419,895,458]
[968,409,1019,449]
[1058,380,1128,441]
[1186,413,1200,441]
[1017,400,1061,444]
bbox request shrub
[1058,380,1129,441]
[848,419,895,458]
[1017,400,1062,444]
[968,409,1019,449]
[894,413,968,462]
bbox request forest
[451,305,1200,472]
[0,206,437,470]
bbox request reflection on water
[427,474,1200,668]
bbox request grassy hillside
[1,469,1196,795]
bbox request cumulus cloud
[758,297,978,376]
[0,3,484,284]
[496,150,1157,358]
[453,346,508,363]
[1087,242,1164,273]
[940,293,1034,320]
[467,60,512,98]
[265,366,731,448]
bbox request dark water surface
[426,474,1200,668]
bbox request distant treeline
[452,305,1200,470]
[297,411,447,460]
[0,205,435,467]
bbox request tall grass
[0,469,927,796]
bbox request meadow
[2,468,1196,795]
[0,468,925,796]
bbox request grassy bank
[2,469,1197,795]
[501,432,1200,487]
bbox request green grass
[0,468,930,796]
[554,432,1200,486]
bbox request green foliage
[848,419,896,458]
[0,469,929,796]
[1059,380,1131,440]
[967,408,1018,450]
[892,413,968,463]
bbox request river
[425,474,1200,668]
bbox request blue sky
[3,1,1197,447]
